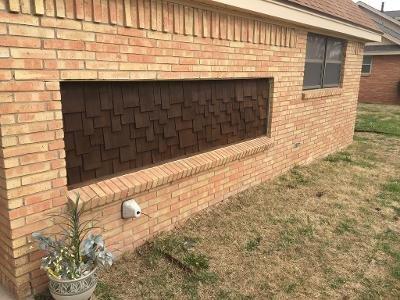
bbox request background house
[386,10,400,21]
[0,0,380,298]
[357,1,400,104]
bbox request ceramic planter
[48,268,97,300]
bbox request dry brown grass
[97,106,400,300]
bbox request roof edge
[205,0,381,42]
[357,2,400,28]
[365,51,400,56]
[383,34,400,46]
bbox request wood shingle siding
[61,79,269,185]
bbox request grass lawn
[356,103,400,137]
[97,103,400,299]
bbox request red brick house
[357,1,400,104]
[0,0,381,298]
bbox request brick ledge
[302,87,343,100]
[67,137,274,208]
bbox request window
[303,33,345,90]
[361,56,372,75]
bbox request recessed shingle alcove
[61,79,270,185]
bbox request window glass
[361,56,372,74]
[324,63,342,86]
[361,65,370,74]
[304,63,324,89]
[326,39,343,62]
[306,34,326,61]
[303,34,327,89]
[362,56,372,65]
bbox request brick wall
[0,0,364,298]
[359,55,400,104]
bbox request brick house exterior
[358,2,400,104]
[0,0,380,298]
[359,54,400,104]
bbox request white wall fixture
[122,199,142,219]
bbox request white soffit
[206,0,382,42]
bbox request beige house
[0,0,380,298]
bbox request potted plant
[32,194,113,300]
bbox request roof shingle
[283,0,379,32]
[386,10,400,20]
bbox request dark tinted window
[324,64,342,86]
[303,34,345,90]
[303,35,325,89]
[304,63,324,89]
[306,34,326,60]
[326,39,343,62]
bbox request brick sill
[302,87,343,100]
[67,137,274,208]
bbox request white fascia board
[206,0,382,42]
[364,51,400,55]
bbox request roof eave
[364,50,400,55]
[382,34,400,46]
[357,2,400,28]
[203,0,381,42]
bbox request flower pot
[48,268,97,300]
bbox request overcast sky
[353,0,400,11]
